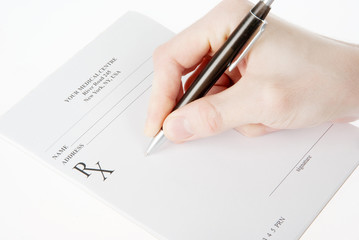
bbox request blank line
[70,72,153,147]
[44,56,152,152]
[269,124,334,197]
[87,85,152,145]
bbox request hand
[144,0,359,143]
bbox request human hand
[144,0,359,143]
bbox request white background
[0,0,358,239]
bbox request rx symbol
[73,161,114,181]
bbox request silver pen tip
[145,130,166,156]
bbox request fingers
[144,0,253,137]
[144,25,212,137]
[235,124,278,137]
[163,91,279,143]
[162,79,258,143]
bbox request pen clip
[228,18,267,72]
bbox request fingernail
[165,117,193,141]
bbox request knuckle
[259,86,297,129]
[262,87,292,116]
[198,99,223,135]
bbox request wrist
[349,47,359,117]
[336,43,359,120]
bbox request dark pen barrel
[172,1,271,111]
[146,1,273,155]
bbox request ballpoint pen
[146,0,274,155]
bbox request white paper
[0,12,358,240]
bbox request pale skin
[144,0,359,143]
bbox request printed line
[70,72,153,147]
[269,124,334,197]
[87,85,152,145]
[44,56,152,152]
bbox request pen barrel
[173,1,270,111]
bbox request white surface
[0,0,358,239]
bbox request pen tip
[145,130,166,156]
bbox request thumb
[163,81,256,143]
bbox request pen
[146,0,274,155]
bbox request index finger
[144,0,252,137]
[144,25,211,137]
